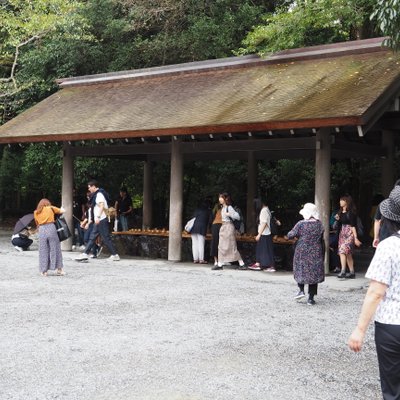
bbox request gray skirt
[218,222,242,263]
[38,223,63,273]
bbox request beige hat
[299,203,319,220]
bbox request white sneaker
[75,253,89,261]
[79,245,86,251]
[72,245,76,250]
[108,254,120,261]
[14,246,23,252]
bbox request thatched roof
[1,37,399,144]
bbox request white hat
[299,203,319,220]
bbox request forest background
[0,0,399,232]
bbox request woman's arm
[348,280,388,352]
[351,226,362,247]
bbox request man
[115,187,133,232]
[76,180,120,261]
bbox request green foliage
[371,0,400,50]
[238,0,377,55]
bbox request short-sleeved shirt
[365,233,400,324]
[258,206,272,235]
[93,191,108,221]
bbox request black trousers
[298,283,318,297]
[375,321,400,400]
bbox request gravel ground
[0,229,381,400]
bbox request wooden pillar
[246,151,257,235]
[142,160,153,230]
[381,130,395,197]
[314,129,331,274]
[61,142,74,251]
[168,138,183,261]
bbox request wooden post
[381,130,395,197]
[314,129,331,274]
[168,138,183,261]
[246,151,257,235]
[142,160,153,230]
[61,142,73,251]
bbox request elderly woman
[286,203,324,306]
[348,186,400,400]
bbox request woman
[335,195,362,279]
[215,192,246,270]
[248,195,277,272]
[348,186,400,399]
[286,203,324,305]
[210,201,222,269]
[34,198,65,276]
[190,199,212,264]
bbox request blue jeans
[73,218,84,246]
[119,215,129,231]
[85,218,117,256]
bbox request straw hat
[299,203,319,220]
[380,186,400,222]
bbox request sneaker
[264,267,276,272]
[109,254,120,261]
[14,246,23,252]
[294,291,305,300]
[211,265,223,270]
[89,254,97,259]
[79,245,86,251]
[337,272,346,279]
[307,299,316,306]
[72,245,76,250]
[75,253,89,261]
[345,272,356,279]
[247,263,262,271]
[238,264,248,270]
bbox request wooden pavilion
[1,37,399,266]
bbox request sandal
[41,272,48,277]
[199,260,208,264]
[56,269,65,276]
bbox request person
[248,194,278,272]
[334,194,362,279]
[329,209,340,273]
[33,198,65,276]
[11,228,34,251]
[214,192,246,270]
[286,203,324,305]
[72,187,85,250]
[348,185,400,399]
[80,193,101,258]
[210,201,222,268]
[115,187,133,232]
[373,179,400,248]
[75,180,120,262]
[190,199,212,264]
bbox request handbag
[54,215,72,241]
[184,217,196,233]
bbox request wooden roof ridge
[58,37,390,88]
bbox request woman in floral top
[349,186,400,400]
[286,203,324,306]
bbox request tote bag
[184,217,196,233]
[54,215,72,241]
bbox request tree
[371,0,400,50]
[0,0,87,123]
[237,0,378,56]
